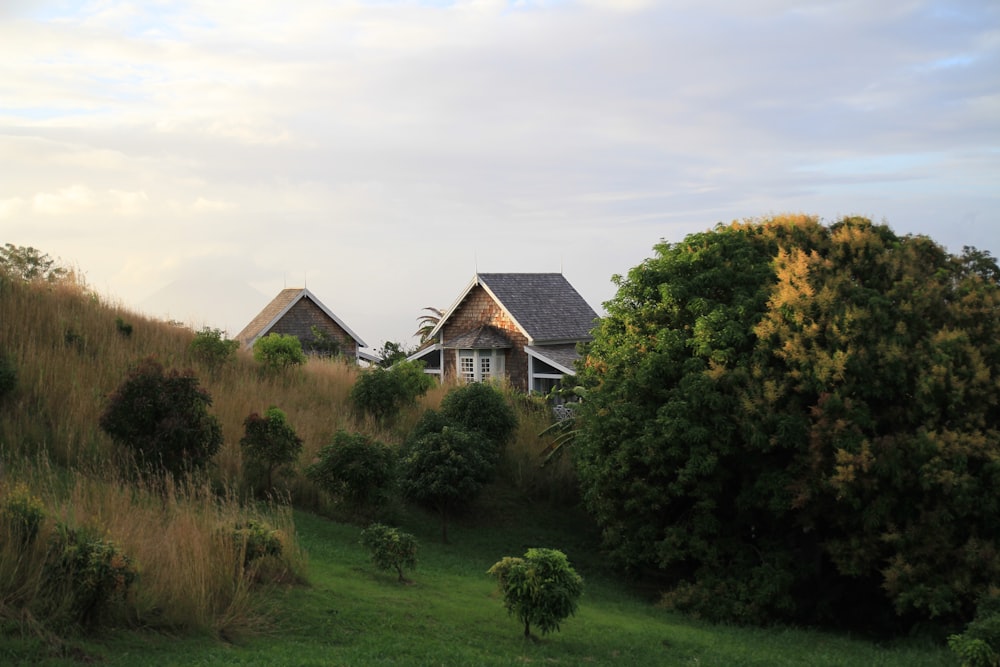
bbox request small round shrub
[488,547,584,639]
[240,406,303,494]
[350,360,434,423]
[440,381,517,448]
[190,327,239,375]
[253,333,306,373]
[233,520,284,567]
[306,430,396,512]
[1,483,45,545]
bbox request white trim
[524,346,577,375]
[428,274,532,343]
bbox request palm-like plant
[414,307,444,344]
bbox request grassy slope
[14,506,950,667]
[0,276,955,665]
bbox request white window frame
[457,349,505,383]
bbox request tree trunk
[440,508,449,544]
[524,620,531,638]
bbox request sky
[2,0,998,350]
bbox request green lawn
[3,507,954,666]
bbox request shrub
[488,547,584,639]
[0,352,16,400]
[949,594,1000,667]
[43,525,137,628]
[305,325,341,356]
[350,360,434,423]
[307,431,396,513]
[233,520,284,567]
[240,406,303,494]
[440,381,517,449]
[1,483,45,546]
[99,356,223,477]
[190,327,240,375]
[115,317,133,338]
[359,523,418,583]
[253,333,306,373]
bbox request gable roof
[235,287,367,349]
[431,273,599,344]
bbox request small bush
[43,525,138,628]
[233,520,284,567]
[115,317,133,338]
[440,381,517,448]
[190,327,239,375]
[360,523,418,583]
[350,360,434,423]
[0,352,16,400]
[949,594,1000,667]
[488,547,583,639]
[99,356,223,477]
[253,333,306,373]
[306,431,395,513]
[1,483,46,546]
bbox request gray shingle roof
[477,273,598,343]
[443,325,512,349]
[525,343,582,374]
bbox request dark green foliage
[115,317,133,338]
[487,547,583,638]
[43,525,137,628]
[233,520,284,567]
[439,381,518,448]
[949,595,1000,667]
[305,325,341,357]
[0,243,68,283]
[189,327,239,375]
[375,340,411,368]
[240,407,304,494]
[306,430,396,512]
[0,352,16,400]
[575,216,1000,630]
[253,333,306,373]
[398,426,494,543]
[350,360,434,423]
[360,522,418,582]
[1,484,45,546]
[99,356,223,477]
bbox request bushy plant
[0,351,16,400]
[233,520,284,567]
[306,430,396,513]
[240,406,304,494]
[359,523,418,583]
[115,317,133,338]
[190,327,239,375]
[439,381,517,448]
[99,356,223,477]
[1,483,46,546]
[253,333,306,373]
[575,216,1000,629]
[350,360,434,423]
[305,325,341,356]
[488,547,583,639]
[949,594,1000,667]
[43,525,137,628]
[398,426,494,543]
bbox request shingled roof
[432,273,599,344]
[235,287,366,349]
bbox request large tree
[574,216,1000,630]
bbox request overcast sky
[3,0,998,349]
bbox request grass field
[3,503,953,667]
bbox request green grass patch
[9,505,953,666]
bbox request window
[457,349,504,383]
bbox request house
[408,273,599,393]
[235,287,368,362]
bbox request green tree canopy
[575,215,1000,630]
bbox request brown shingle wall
[267,298,358,357]
[442,285,528,390]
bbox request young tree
[240,406,304,494]
[253,333,306,373]
[190,327,240,376]
[374,340,410,368]
[360,523,418,583]
[488,548,583,639]
[306,430,396,512]
[99,357,222,477]
[398,426,494,543]
[575,216,1000,630]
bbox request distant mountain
[139,277,269,337]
